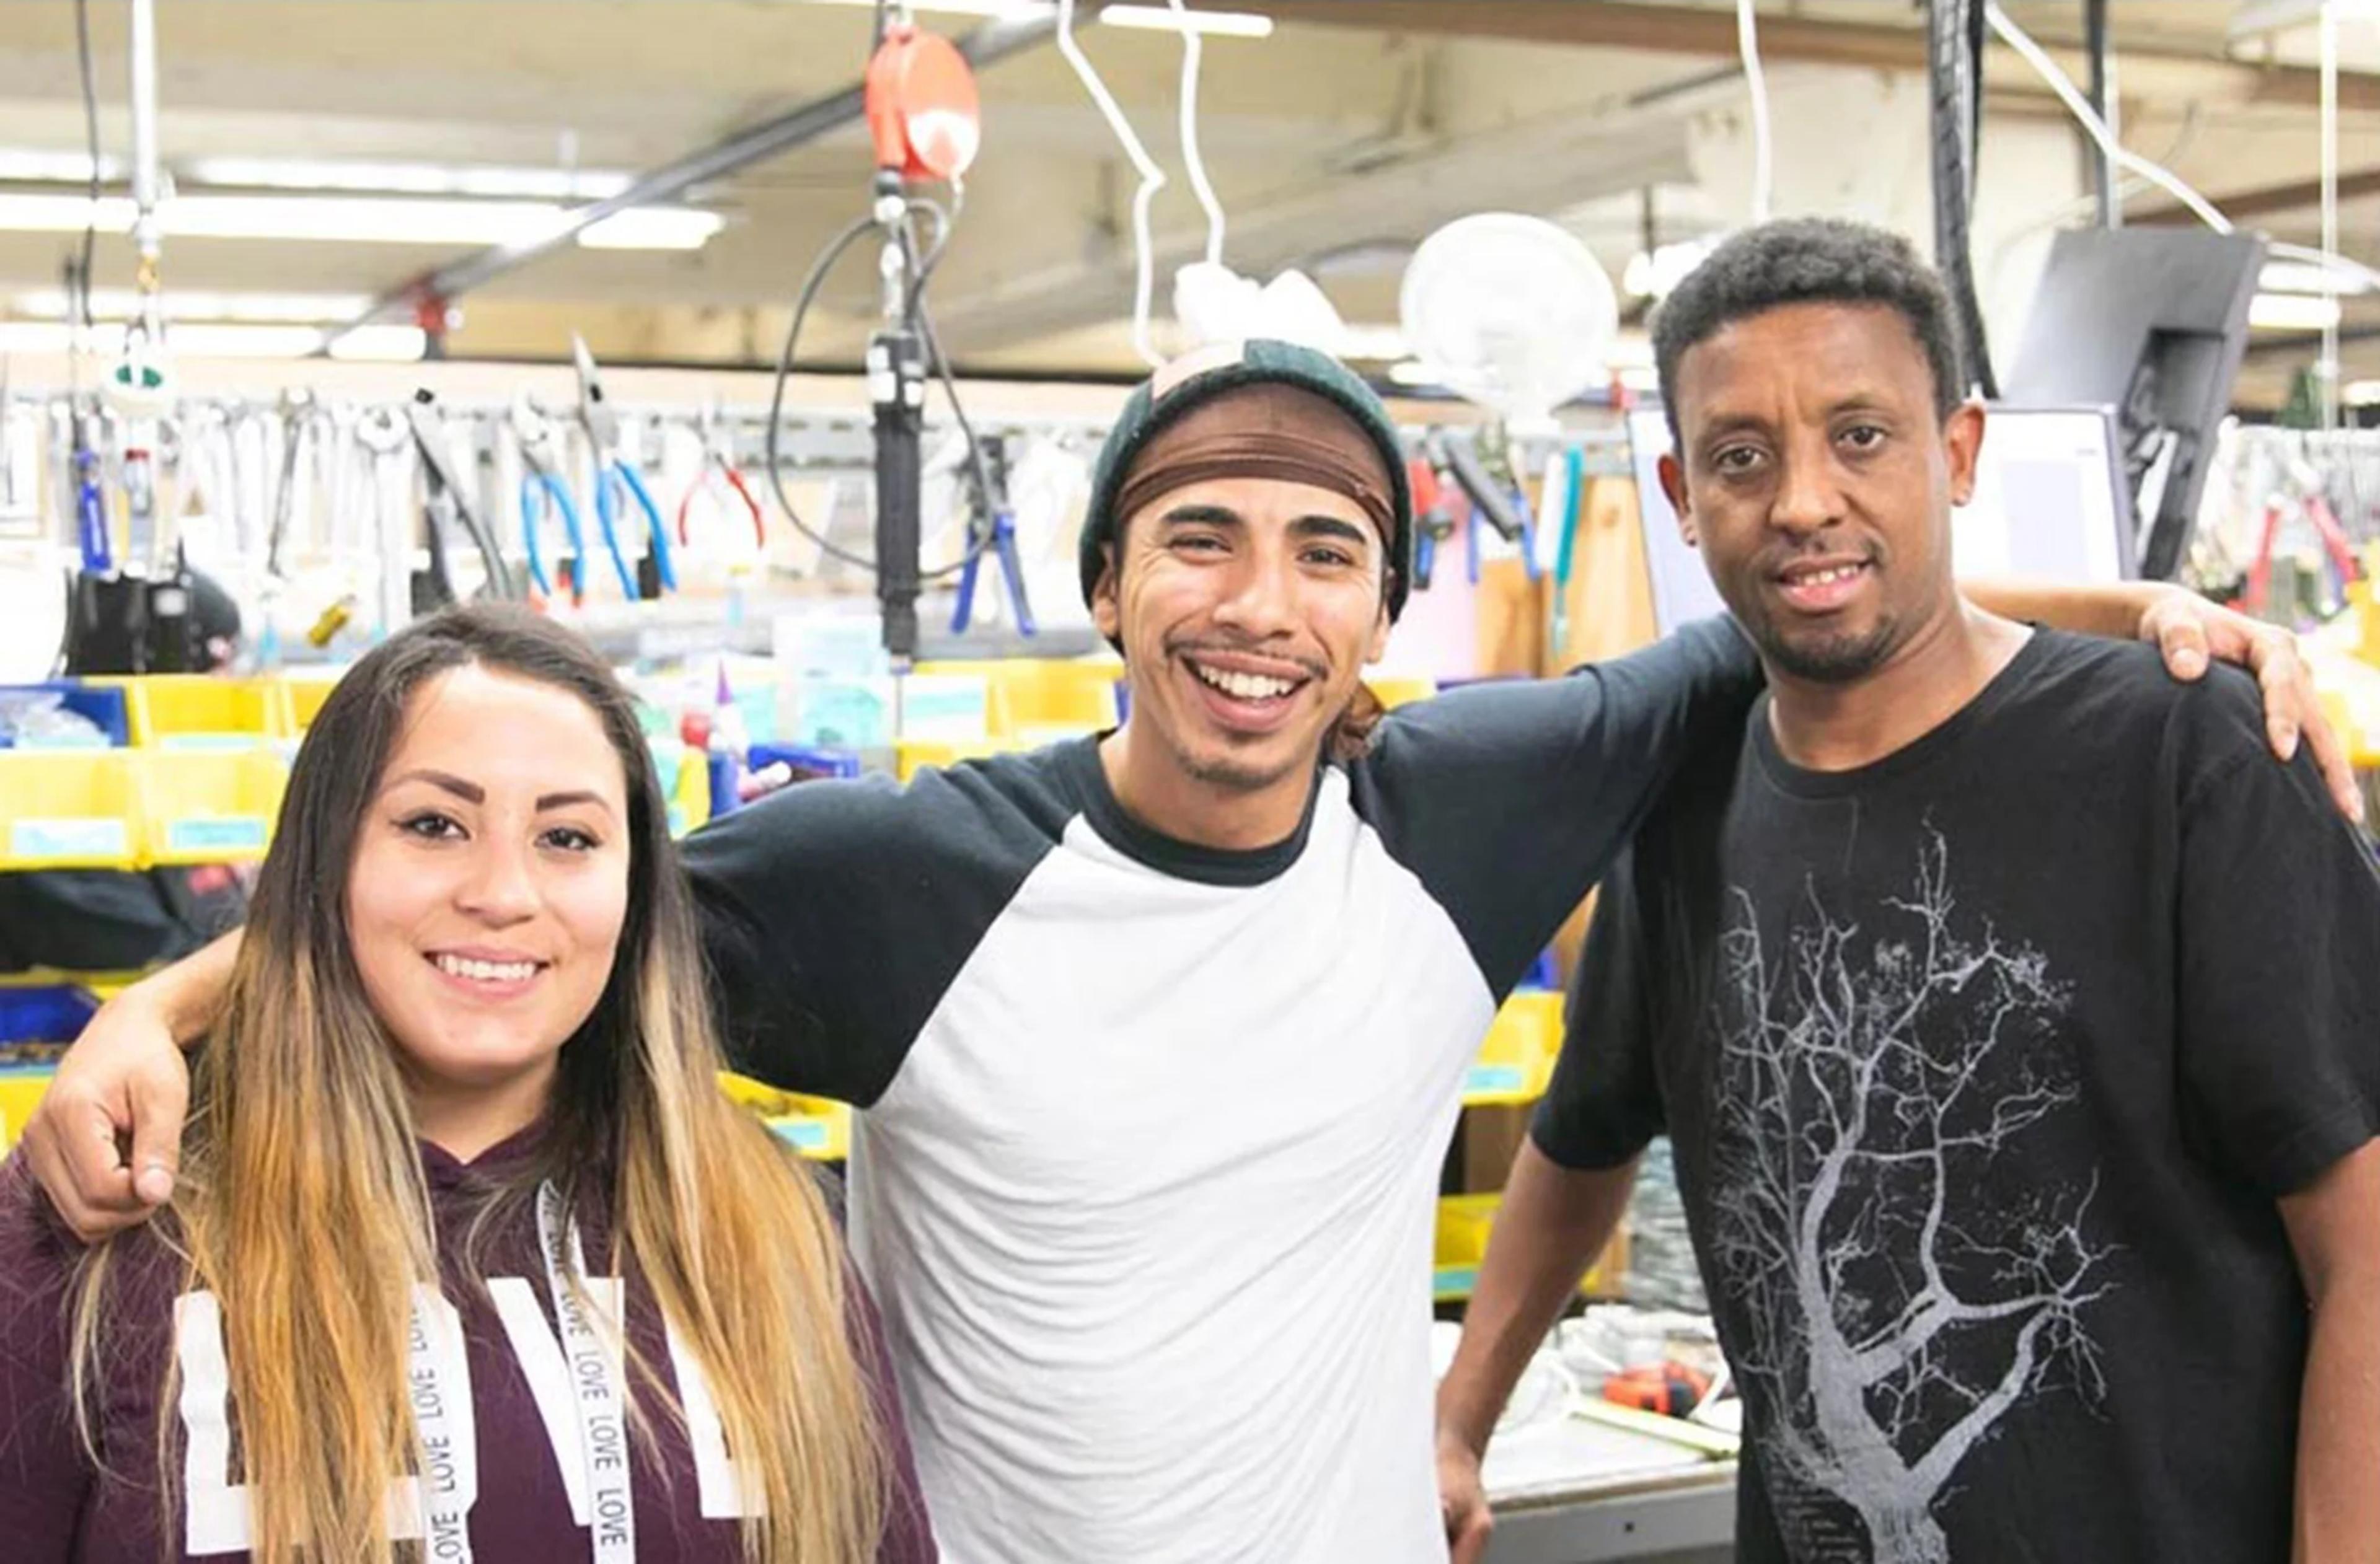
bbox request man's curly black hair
[1652,217,1967,442]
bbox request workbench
[1479,1402,1737,1564]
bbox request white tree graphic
[1705,829,2115,1563]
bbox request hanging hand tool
[1442,429,1541,584]
[951,434,1034,636]
[511,393,589,605]
[572,333,676,599]
[677,404,767,555]
[405,390,514,610]
[354,405,414,638]
[1407,450,1462,592]
[265,389,320,583]
[1548,445,1585,653]
[2242,460,2362,622]
[69,400,110,576]
[0,355,16,512]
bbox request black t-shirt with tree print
[1535,630,2380,1564]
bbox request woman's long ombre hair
[71,605,885,1563]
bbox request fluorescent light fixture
[578,207,726,250]
[796,1,1051,13]
[2260,260,2373,296]
[1100,5,1274,37]
[182,156,633,201]
[0,193,719,250]
[2346,379,2380,408]
[794,0,1273,30]
[325,325,428,362]
[2231,0,2380,39]
[0,319,422,361]
[167,324,334,358]
[11,287,373,323]
[2249,292,2345,331]
[0,147,633,201]
[0,323,73,353]
[0,148,120,183]
[1386,359,1440,388]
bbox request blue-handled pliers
[510,395,589,605]
[951,437,1034,636]
[71,403,110,574]
[572,333,675,599]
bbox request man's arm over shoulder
[1357,617,1760,996]
[684,757,1070,1107]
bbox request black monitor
[2003,228,2265,581]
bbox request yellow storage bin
[1435,1192,1623,1303]
[104,675,291,749]
[894,735,1034,783]
[0,750,144,869]
[276,672,346,737]
[143,748,288,864]
[0,1067,56,1156]
[718,1072,851,1161]
[917,659,1122,739]
[1365,675,1439,711]
[1465,990,1565,1106]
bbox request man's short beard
[1748,613,1903,684]
[1172,738,1303,794]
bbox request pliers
[572,333,675,599]
[677,405,766,556]
[70,400,111,575]
[1407,450,1461,592]
[951,436,1034,636]
[405,390,514,608]
[1441,431,1540,584]
[511,394,590,605]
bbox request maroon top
[0,1132,936,1563]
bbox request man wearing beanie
[27,340,2340,1563]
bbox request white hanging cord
[1984,4,2231,233]
[1056,0,1169,366]
[1736,0,1773,223]
[1987,1,2380,301]
[2319,0,2340,432]
[1170,0,1227,267]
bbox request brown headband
[1113,426,1397,542]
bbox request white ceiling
[0,0,2371,406]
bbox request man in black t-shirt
[1437,219,2380,1564]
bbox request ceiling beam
[2133,166,2380,225]
[327,11,1058,338]
[923,105,1693,354]
[1250,1,2380,113]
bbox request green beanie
[1079,340,1413,625]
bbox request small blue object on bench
[0,683,131,749]
[0,986,102,1045]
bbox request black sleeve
[682,758,1065,1107]
[1530,846,1668,1171]
[1355,616,1761,998]
[2174,687,2380,1197]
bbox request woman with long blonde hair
[0,605,933,1563]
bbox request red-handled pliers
[677,406,766,553]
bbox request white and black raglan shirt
[682,615,1758,1564]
